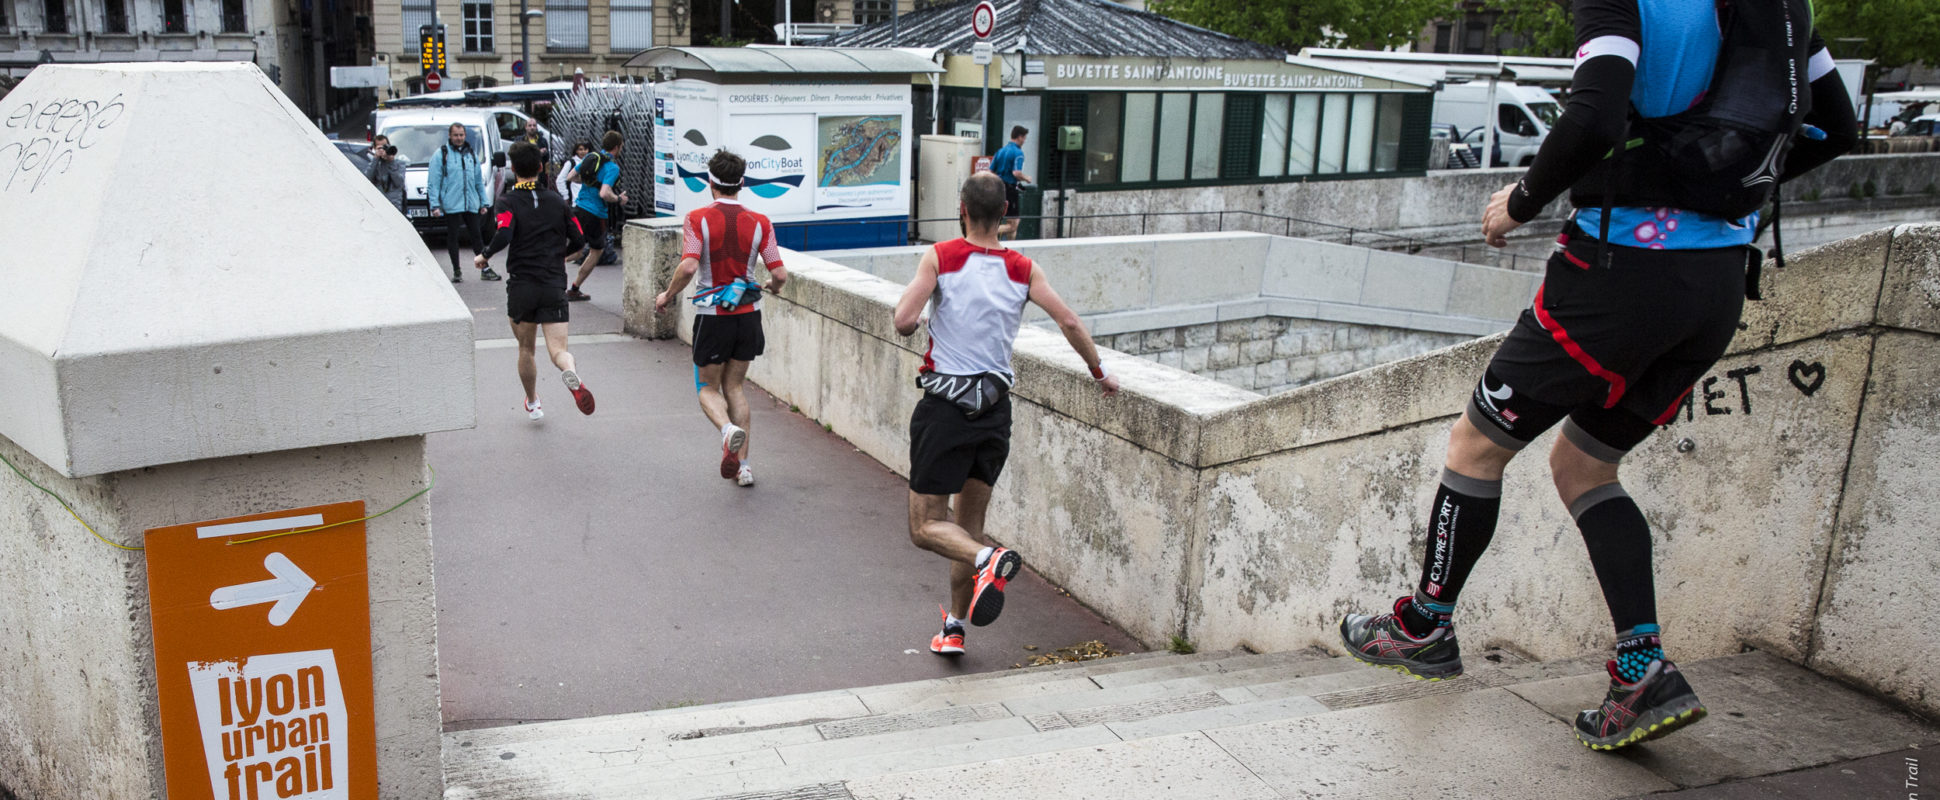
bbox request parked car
[331,139,373,173]
[1896,113,1940,137]
[371,106,560,232]
[1434,81,1560,167]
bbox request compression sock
[1572,484,1662,682]
[1403,468,1503,637]
[1613,624,1665,684]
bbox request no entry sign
[146,502,378,800]
[424,71,442,92]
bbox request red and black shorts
[573,208,608,246]
[1467,224,1753,462]
[692,310,765,367]
[908,394,1012,495]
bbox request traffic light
[418,24,447,79]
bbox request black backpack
[1571,0,1814,287]
[576,151,606,185]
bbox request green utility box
[1058,125,1084,151]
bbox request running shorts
[1467,223,1752,461]
[574,208,608,245]
[692,310,765,366]
[908,394,1012,495]
[507,281,569,324]
[1003,182,1021,219]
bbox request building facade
[0,0,368,116]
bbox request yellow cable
[0,449,435,550]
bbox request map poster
[815,114,904,213]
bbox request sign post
[972,1,995,155]
[146,502,380,800]
[417,24,447,94]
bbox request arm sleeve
[681,214,704,260]
[480,199,513,259]
[564,209,587,254]
[1505,0,1639,222]
[1780,35,1859,183]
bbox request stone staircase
[443,648,1939,800]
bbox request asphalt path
[428,243,1139,730]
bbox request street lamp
[519,6,543,84]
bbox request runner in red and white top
[655,149,790,487]
[891,171,1119,656]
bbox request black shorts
[574,208,608,245]
[507,281,569,324]
[1004,182,1021,218]
[1468,224,1752,459]
[692,311,765,366]
[909,394,1012,495]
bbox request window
[461,1,493,52]
[1220,94,1260,180]
[1498,104,1537,137]
[1084,93,1121,184]
[1433,23,1452,54]
[402,0,435,47]
[1374,94,1405,172]
[1346,94,1376,173]
[1288,93,1319,176]
[162,0,185,32]
[1257,94,1288,178]
[42,0,66,33]
[1120,93,1155,183]
[547,0,589,51]
[852,0,891,25]
[1462,24,1486,54]
[103,0,128,32]
[1189,93,1223,180]
[1316,94,1348,174]
[1154,93,1190,181]
[610,0,652,51]
[222,0,246,31]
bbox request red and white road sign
[972,1,995,38]
[424,71,442,92]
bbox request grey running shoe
[1575,659,1707,751]
[1339,596,1464,681]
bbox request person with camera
[653,149,787,488]
[365,141,406,214]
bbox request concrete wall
[1101,317,1472,395]
[0,436,444,800]
[625,221,1940,721]
[1057,153,1940,244]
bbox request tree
[1147,0,1451,52]
[1812,0,1940,70]
[1481,0,1574,57]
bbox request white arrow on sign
[209,552,316,627]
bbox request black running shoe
[1575,659,1707,751]
[1338,596,1464,681]
[481,268,503,281]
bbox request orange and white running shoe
[929,607,965,656]
[967,548,1022,627]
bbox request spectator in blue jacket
[427,123,496,283]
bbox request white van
[372,105,559,230]
[1432,81,1562,167]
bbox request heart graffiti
[1788,360,1826,397]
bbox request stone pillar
[0,63,473,800]
[622,217,689,340]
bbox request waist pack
[692,276,763,312]
[917,371,1012,420]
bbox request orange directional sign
[145,502,378,800]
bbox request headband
[708,169,742,187]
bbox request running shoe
[1575,659,1707,751]
[566,287,592,302]
[561,370,595,415]
[967,548,1022,627]
[719,424,746,479]
[481,268,503,281]
[451,272,463,283]
[524,399,544,420]
[736,464,755,487]
[930,607,966,656]
[1338,596,1464,681]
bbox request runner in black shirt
[476,142,598,420]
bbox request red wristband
[1089,363,1106,380]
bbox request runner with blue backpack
[654,149,789,487]
[1339,0,1856,751]
[566,130,629,302]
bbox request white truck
[1432,81,1562,167]
[371,105,560,232]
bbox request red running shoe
[929,607,965,656]
[561,370,595,415]
[718,424,746,479]
[967,548,1022,627]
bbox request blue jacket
[426,142,487,213]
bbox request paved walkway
[428,252,1138,731]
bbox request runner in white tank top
[891,172,1120,657]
